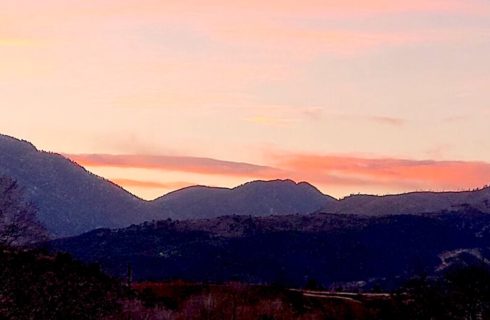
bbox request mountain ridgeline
[153,180,335,220]
[1,133,490,237]
[0,135,149,236]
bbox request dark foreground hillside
[0,247,125,319]
[49,208,490,289]
[1,246,489,319]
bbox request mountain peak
[234,179,324,192]
[153,178,335,220]
[235,179,298,189]
[0,134,149,236]
[0,134,38,153]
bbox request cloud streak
[67,154,283,178]
[72,0,490,18]
[368,116,406,126]
[274,153,490,191]
[110,178,193,190]
[0,38,34,47]
[67,152,490,196]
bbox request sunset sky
[2,0,490,199]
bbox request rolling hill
[331,188,490,216]
[153,179,336,220]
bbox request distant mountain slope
[48,208,490,288]
[153,180,336,220]
[332,188,490,216]
[0,134,150,236]
[0,134,337,236]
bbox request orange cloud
[111,178,193,190]
[67,152,490,196]
[274,153,490,191]
[66,154,283,179]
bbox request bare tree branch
[0,176,48,246]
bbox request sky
[2,0,490,199]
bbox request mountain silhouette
[331,188,490,215]
[0,134,335,236]
[153,179,335,220]
[0,134,150,236]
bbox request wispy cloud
[68,152,490,196]
[110,178,193,190]
[334,114,407,126]
[242,105,324,127]
[368,116,406,126]
[242,106,408,128]
[273,152,490,191]
[442,115,468,123]
[0,38,34,47]
[67,0,489,19]
[326,113,409,127]
[210,25,427,57]
[66,154,283,178]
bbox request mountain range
[0,134,333,236]
[1,133,490,237]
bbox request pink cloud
[336,114,407,126]
[210,26,426,57]
[368,116,406,126]
[110,178,193,190]
[273,153,490,191]
[75,0,489,18]
[66,154,284,179]
[67,152,490,196]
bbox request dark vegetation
[118,267,490,320]
[395,265,490,319]
[49,209,490,289]
[2,248,490,320]
[0,176,47,246]
[0,175,126,319]
[0,248,125,320]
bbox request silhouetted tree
[444,265,490,319]
[0,175,47,246]
[304,277,323,291]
